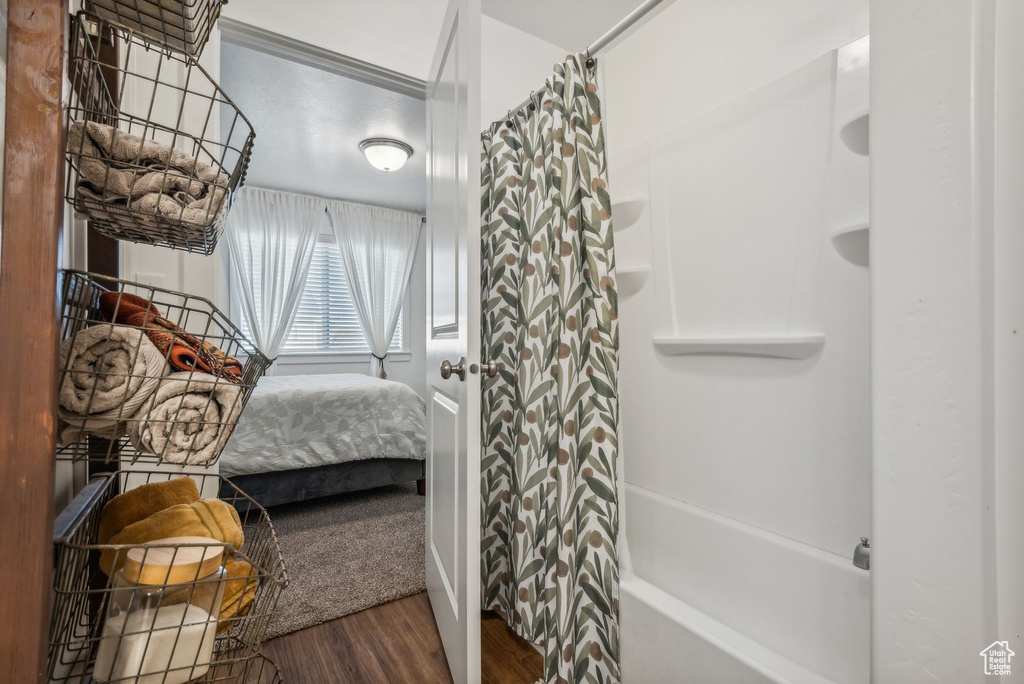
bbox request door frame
[0,0,68,679]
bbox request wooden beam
[0,0,68,680]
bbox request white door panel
[425,1,481,682]
[430,388,461,598]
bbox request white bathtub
[620,485,869,683]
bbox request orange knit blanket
[99,292,243,384]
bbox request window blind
[240,235,403,354]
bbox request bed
[218,374,426,507]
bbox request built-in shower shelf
[830,222,869,266]
[612,197,647,232]
[652,334,825,360]
[617,266,650,295]
[839,110,869,156]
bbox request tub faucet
[853,537,870,571]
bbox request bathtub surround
[481,54,620,684]
[601,0,870,681]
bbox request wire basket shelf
[57,270,270,467]
[48,472,288,683]
[84,0,226,58]
[218,654,284,683]
[66,11,254,255]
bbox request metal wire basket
[57,270,270,467]
[84,0,226,58]
[48,472,288,683]
[66,11,255,255]
[209,654,284,683]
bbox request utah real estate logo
[980,641,1015,676]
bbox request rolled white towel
[128,372,243,465]
[59,325,170,445]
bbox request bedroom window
[238,234,405,354]
[285,236,404,353]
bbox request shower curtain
[481,55,620,684]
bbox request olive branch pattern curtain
[481,54,620,684]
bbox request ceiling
[221,41,426,213]
[481,0,643,51]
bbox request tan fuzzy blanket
[128,371,243,465]
[58,324,170,444]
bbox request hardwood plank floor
[262,593,542,683]
[481,612,543,684]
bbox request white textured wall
[871,0,1024,681]
[602,0,870,680]
[480,16,566,127]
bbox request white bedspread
[218,374,426,477]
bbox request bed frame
[222,458,426,509]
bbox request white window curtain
[224,187,325,365]
[325,200,422,378]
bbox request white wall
[480,16,566,127]
[871,0,1024,681]
[605,0,868,154]
[602,0,869,681]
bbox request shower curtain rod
[503,0,666,120]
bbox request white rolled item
[128,371,243,465]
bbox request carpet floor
[263,483,426,639]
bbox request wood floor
[262,592,542,683]
[480,612,543,683]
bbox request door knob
[440,357,467,381]
[482,360,498,377]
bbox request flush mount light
[359,138,413,172]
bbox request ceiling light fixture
[359,138,413,172]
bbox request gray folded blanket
[68,120,229,227]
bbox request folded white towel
[128,371,243,465]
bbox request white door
[424,0,481,682]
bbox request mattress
[218,373,426,477]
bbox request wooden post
[0,0,67,680]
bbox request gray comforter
[218,374,426,477]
